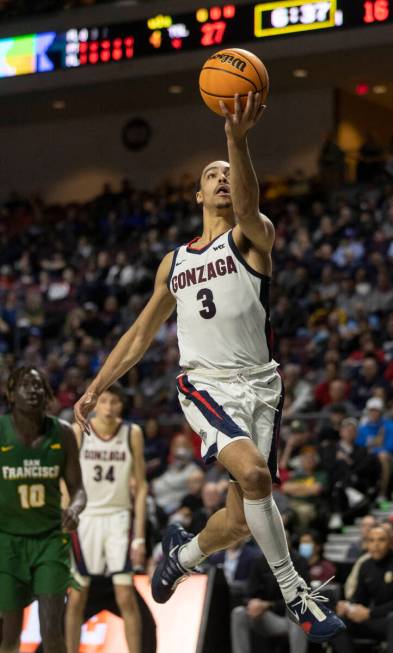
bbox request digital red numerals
[200,20,227,46]
[79,35,134,65]
[363,0,389,23]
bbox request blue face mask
[299,542,314,559]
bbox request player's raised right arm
[74,251,176,432]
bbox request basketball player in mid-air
[65,384,147,653]
[75,91,345,642]
[0,367,86,653]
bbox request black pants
[332,614,393,653]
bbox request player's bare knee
[67,588,87,613]
[39,595,65,644]
[115,586,135,614]
[40,621,63,646]
[240,465,271,495]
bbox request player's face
[95,392,123,421]
[197,161,232,210]
[13,370,46,414]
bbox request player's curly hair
[6,366,54,406]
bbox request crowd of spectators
[1,167,393,526]
[1,160,393,649]
[1,0,392,638]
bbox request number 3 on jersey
[197,288,216,319]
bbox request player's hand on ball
[220,91,266,143]
[62,507,80,531]
[74,389,98,434]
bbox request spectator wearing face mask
[151,434,200,515]
[298,531,336,585]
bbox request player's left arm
[221,92,274,254]
[130,424,148,567]
[60,421,87,531]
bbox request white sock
[243,495,304,602]
[178,535,206,570]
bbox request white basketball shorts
[71,509,133,586]
[177,360,284,483]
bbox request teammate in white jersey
[74,92,345,643]
[65,385,147,653]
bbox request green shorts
[0,530,71,612]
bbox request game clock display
[254,1,337,37]
[0,0,391,79]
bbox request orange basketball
[199,48,269,116]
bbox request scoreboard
[0,0,391,79]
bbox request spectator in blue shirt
[356,397,393,499]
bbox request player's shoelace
[169,560,204,590]
[290,576,334,616]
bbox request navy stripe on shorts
[177,373,247,464]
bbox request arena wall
[0,87,332,202]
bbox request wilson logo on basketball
[209,53,246,72]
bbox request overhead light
[373,85,387,94]
[52,100,66,110]
[168,85,183,94]
[355,83,369,96]
[293,68,308,78]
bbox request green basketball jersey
[0,414,66,536]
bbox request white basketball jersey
[168,229,272,370]
[80,421,133,516]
